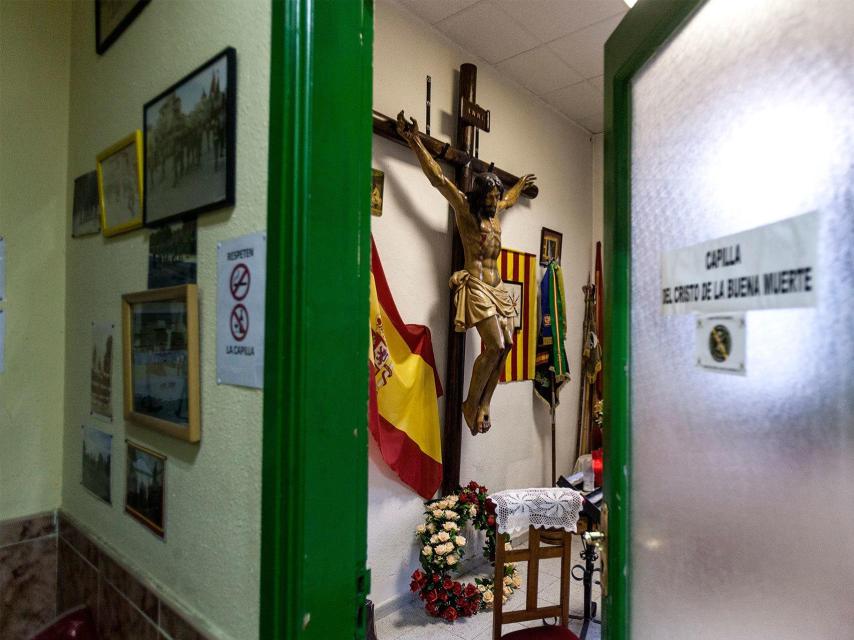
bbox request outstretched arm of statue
[500,173,537,212]
[396,110,466,211]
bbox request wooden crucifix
[373,63,538,495]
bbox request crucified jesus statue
[396,111,536,435]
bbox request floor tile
[376,536,602,640]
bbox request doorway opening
[363,2,621,639]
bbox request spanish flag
[369,238,443,499]
[498,248,538,382]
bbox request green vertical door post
[261,0,374,638]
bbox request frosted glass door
[628,1,854,638]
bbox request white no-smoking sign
[217,232,266,388]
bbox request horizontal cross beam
[372,110,539,199]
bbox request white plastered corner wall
[370,0,595,609]
[0,0,70,520]
[61,2,270,639]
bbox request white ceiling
[393,0,629,134]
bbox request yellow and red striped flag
[498,248,538,383]
[368,238,443,499]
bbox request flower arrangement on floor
[409,481,522,621]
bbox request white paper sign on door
[661,211,819,314]
[216,232,266,388]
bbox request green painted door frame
[260,0,374,638]
[602,1,704,639]
[258,0,713,636]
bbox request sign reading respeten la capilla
[217,231,266,388]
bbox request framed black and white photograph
[504,280,524,332]
[125,441,165,537]
[72,171,101,237]
[539,227,563,266]
[122,285,200,442]
[97,131,144,237]
[82,425,112,504]
[148,220,198,289]
[96,0,150,55]
[90,322,114,420]
[144,47,236,226]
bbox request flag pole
[574,275,591,463]
[550,389,557,486]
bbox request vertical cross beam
[441,63,477,495]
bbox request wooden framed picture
[97,131,144,237]
[122,284,200,442]
[143,47,237,226]
[96,0,150,55]
[539,227,563,266]
[125,441,165,537]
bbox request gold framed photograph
[539,227,563,266]
[371,168,384,216]
[97,131,143,237]
[122,284,200,442]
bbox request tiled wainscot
[0,511,211,640]
[0,513,58,639]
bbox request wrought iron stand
[569,534,601,638]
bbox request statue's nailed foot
[475,405,492,433]
[463,398,479,436]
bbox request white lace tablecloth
[488,487,583,535]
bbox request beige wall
[60,2,270,639]
[370,0,594,609]
[592,133,604,266]
[0,0,70,521]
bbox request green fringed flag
[534,261,570,406]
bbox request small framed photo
[144,47,236,226]
[371,169,385,217]
[148,220,198,289]
[97,131,144,237]
[539,227,562,266]
[96,0,150,55]
[504,280,524,332]
[122,284,200,442]
[72,171,101,237]
[90,322,115,421]
[82,425,112,504]
[125,441,165,537]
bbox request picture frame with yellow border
[97,130,144,237]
